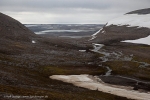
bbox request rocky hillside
[0,11,150,100]
[91,8,150,44]
[0,13,36,42]
[0,13,126,100]
[0,12,39,55]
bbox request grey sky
[0,0,150,24]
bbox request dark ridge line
[126,8,150,15]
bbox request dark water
[25,24,104,37]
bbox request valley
[0,8,150,100]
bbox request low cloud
[1,0,150,24]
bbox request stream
[91,43,127,76]
[49,43,150,100]
[91,43,150,86]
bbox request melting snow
[89,28,102,41]
[50,75,150,100]
[91,43,104,52]
[32,40,36,44]
[101,30,105,34]
[122,35,150,45]
[106,14,150,28]
[79,50,86,52]
[106,14,150,45]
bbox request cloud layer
[0,0,150,24]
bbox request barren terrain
[0,10,150,100]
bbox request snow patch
[101,30,106,34]
[106,14,150,28]
[79,50,86,52]
[91,43,104,52]
[51,75,92,82]
[50,75,150,100]
[32,40,36,44]
[122,35,150,45]
[89,28,102,41]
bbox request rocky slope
[0,13,39,55]
[0,10,150,100]
[0,12,127,100]
[91,8,150,44]
[0,13,36,42]
[87,8,150,95]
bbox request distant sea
[25,24,104,38]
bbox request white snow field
[50,75,150,100]
[106,14,150,28]
[122,35,150,45]
[106,14,150,45]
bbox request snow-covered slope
[122,35,150,45]
[106,14,150,28]
[91,8,150,45]
[106,13,150,45]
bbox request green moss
[40,65,106,76]
[0,58,130,100]
[132,56,150,64]
[42,66,68,75]
[103,61,150,81]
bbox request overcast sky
[0,0,150,24]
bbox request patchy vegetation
[0,53,130,100]
[103,61,150,81]
[0,11,150,100]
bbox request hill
[0,11,150,100]
[0,12,126,100]
[91,8,150,44]
[0,13,36,42]
[87,8,150,95]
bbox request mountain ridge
[91,8,150,44]
[126,8,150,14]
